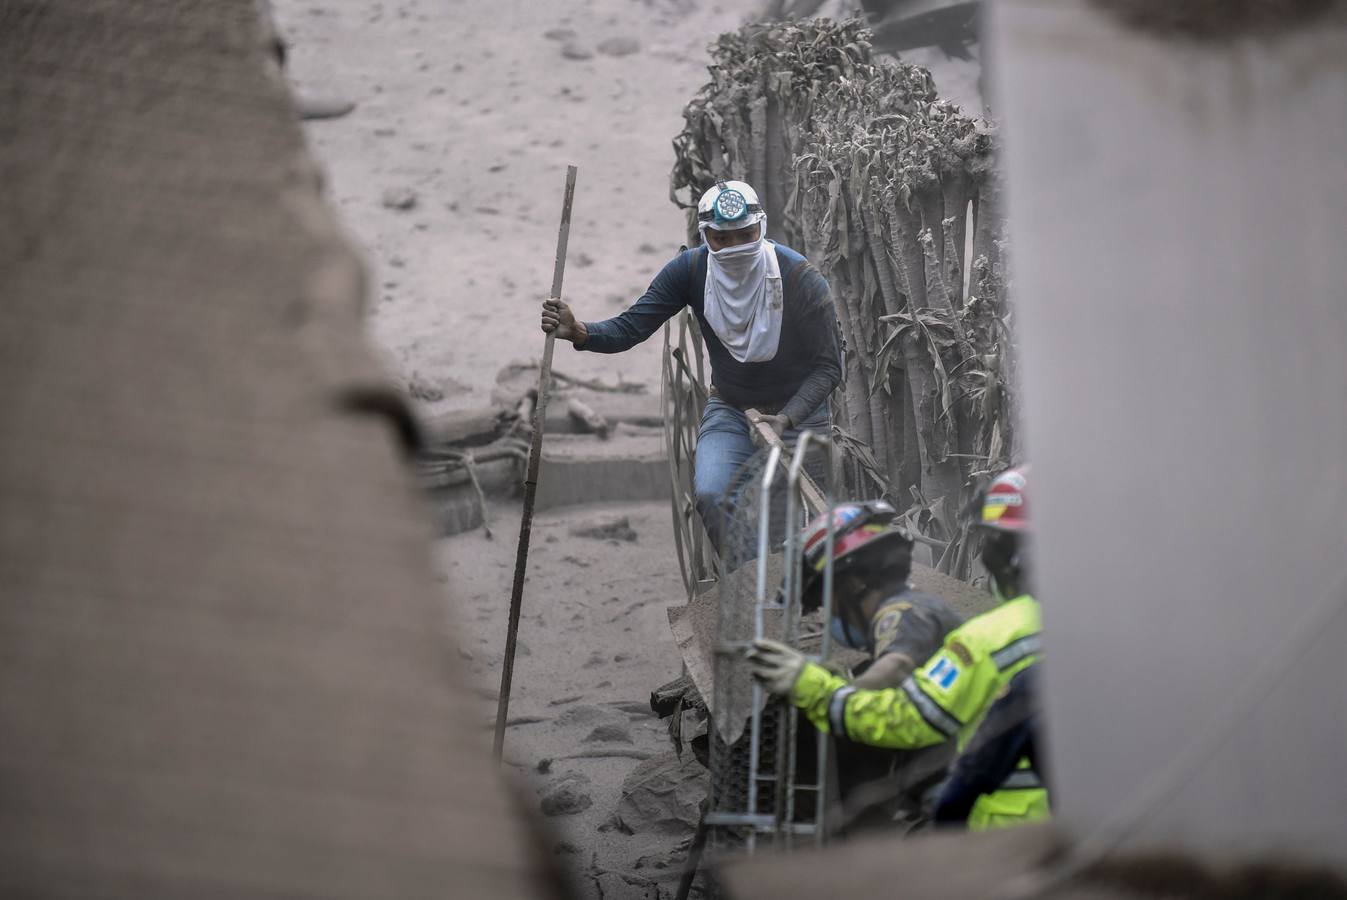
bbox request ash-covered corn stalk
[670,19,873,250]
[671,19,1018,578]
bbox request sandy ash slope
[274,0,744,415]
[273,1,748,896]
[437,502,699,898]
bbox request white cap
[697,180,766,231]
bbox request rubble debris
[583,722,634,744]
[651,673,706,719]
[296,93,356,120]
[561,749,653,762]
[569,516,638,543]
[506,715,547,727]
[406,375,443,402]
[614,752,708,837]
[380,185,418,210]
[597,36,641,57]
[634,842,688,871]
[593,869,657,899]
[540,773,594,816]
[557,704,622,728]
[421,406,505,446]
[567,396,610,438]
[497,361,647,398]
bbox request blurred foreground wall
[992,0,1347,864]
[0,2,559,896]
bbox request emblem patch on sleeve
[949,640,974,667]
[928,655,962,691]
[871,608,904,650]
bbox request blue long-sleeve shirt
[579,243,842,426]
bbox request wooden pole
[493,165,577,761]
[744,408,828,517]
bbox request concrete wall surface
[990,0,1347,865]
[0,2,563,897]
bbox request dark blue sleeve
[578,252,692,354]
[931,667,1041,825]
[779,267,843,426]
[931,720,1034,824]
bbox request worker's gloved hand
[746,409,791,443]
[541,297,587,346]
[746,639,808,697]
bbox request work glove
[746,409,791,442]
[746,639,808,697]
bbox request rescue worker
[747,465,1049,829]
[796,500,962,690]
[540,180,842,550]
[793,500,965,828]
[931,662,1045,825]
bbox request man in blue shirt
[541,180,842,550]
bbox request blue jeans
[694,397,830,556]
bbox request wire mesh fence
[705,435,837,860]
[661,314,855,870]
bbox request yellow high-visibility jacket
[790,594,1049,829]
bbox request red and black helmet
[799,500,914,612]
[976,465,1030,533]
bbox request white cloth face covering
[700,219,783,364]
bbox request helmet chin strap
[830,574,874,651]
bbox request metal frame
[743,444,781,852]
[723,428,841,853]
[662,312,715,599]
